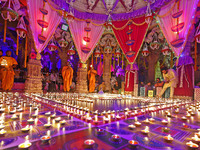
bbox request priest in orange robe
[88,66,97,93]
[0,50,18,91]
[62,62,73,92]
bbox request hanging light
[15,16,27,55]
[1,0,18,43]
[115,49,121,57]
[58,32,68,48]
[48,38,58,51]
[145,1,153,24]
[68,45,76,55]
[161,45,171,55]
[142,43,150,57]
[104,45,112,53]
[1,0,18,22]
[16,16,27,38]
[150,34,160,50]
[94,49,101,57]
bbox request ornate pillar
[76,63,88,93]
[103,53,112,92]
[25,58,42,93]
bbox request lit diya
[143,118,150,124]
[134,121,141,127]
[174,109,179,114]
[0,124,5,130]
[192,135,200,144]
[44,123,52,128]
[195,131,200,138]
[141,126,149,135]
[17,108,23,112]
[183,123,189,128]
[181,116,187,121]
[190,112,195,116]
[51,113,56,118]
[60,120,66,125]
[104,118,109,123]
[186,113,191,118]
[161,120,168,125]
[18,141,32,149]
[149,118,155,122]
[84,139,95,149]
[116,115,121,120]
[111,134,121,142]
[32,113,38,118]
[86,117,92,123]
[164,134,173,143]
[186,141,199,149]
[0,108,5,113]
[45,112,51,116]
[162,127,170,133]
[128,124,136,130]
[40,135,51,143]
[27,118,34,124]
[21,125,30,132]
[11,114,18,120]
[96,128,105,135]
[33,107,37,111]
[55,117,61,123]
[0,129,6,136]
[128,140,139,148]
[166,112,172,117]
[10,110,16,114]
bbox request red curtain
[174,64,194,97]
[112,16,148,64]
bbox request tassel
[170,51,173,68]
[118,57,119,66]
[3,20,7,43]
[122,55,124,69]
[110,56,112,78]
[24,36,28,68]
[113,54,115,69]
[195,40,197,71]
[176,56,179,67]
[92,53,93,66]
[102,54,104,78]
[16,35,19,55]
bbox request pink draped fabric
[27,0,62,53]
[97,63,114,76]
[68,20,104,63]
[157,0,198,57]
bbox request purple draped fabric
[125,64,139,71]
[177,25,195,66]
[51,0,172,21]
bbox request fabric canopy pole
[112,16,149,64]
[68,19,104,63]
[27,0,62,54]
[156,0,198,58]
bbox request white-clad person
[158,67,178,98]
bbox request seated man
[154,78,164,87]
[158,67,178,98]
[144,82,153,96]
[98,81,105,94]
[113,81,120,94]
